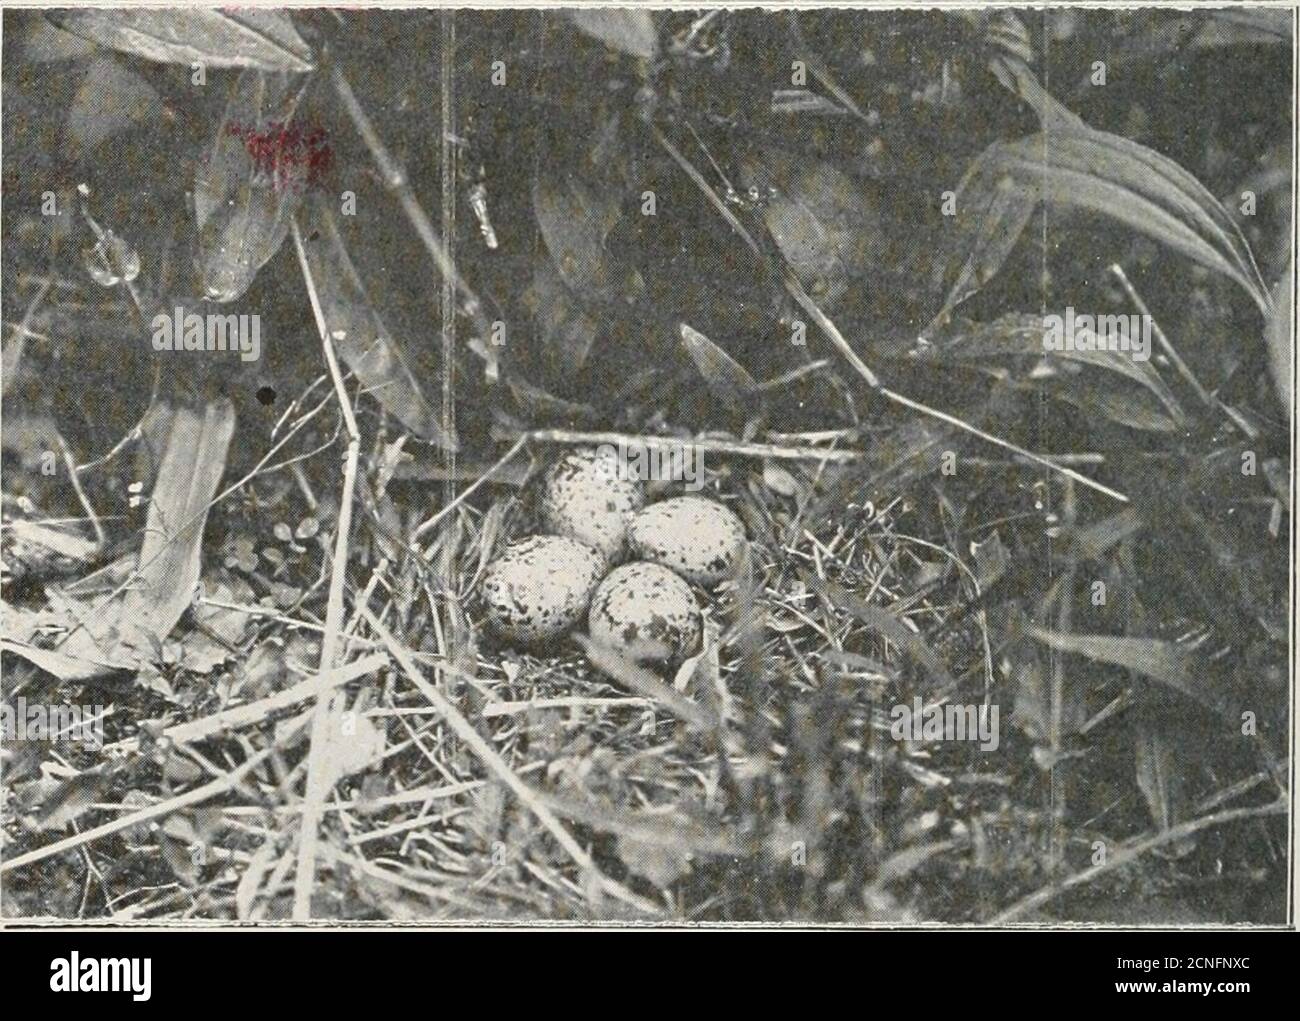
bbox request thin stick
[1,275,51,397]
[655,125,882,386]
[330,63,491,342]
[323,845,482,913]
[1109,264,1215,407]
[481,696,657,718]
[414,434,527,542]
[100,653,389,755]
[526,427,1112,484]
[757,358,831,391]
[577,637,720,733]
[362,607,659,915]
[527,428,859,463]
[1111,264,1261,439]
[878,387,1129,503]
[55,432,106,550]
[73,364,161,475]
[291,217,363,920]
[438,11,461,660]
[964,453,1104,466]
[1,748,275,874]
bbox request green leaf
[565,10,658,60]
[64,54,162,159]
[49,9,314,72]
[1023,624,1235,719]
[532,172,636,302]
[1266,259,1292,411]
[297,196,455,449]
[937,125,1272,321]
[743,151,882,310]
[121,400,236,651]
[679,322,758,406]
[194,70,307,303]
[930,313,1185,428]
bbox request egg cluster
[480,447,748,673]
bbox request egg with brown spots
[481,535,606,645]
[587,562,702,664]
[628,495,747,585]
[540,447,646,560]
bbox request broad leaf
[1054,508,1144,563]
[13,771,111,833]
[1,638,130,682]
[64,55,163,160]
[179,577,254,674]
[297,197,455,449]
[565,10,658,59]
[533,172,632,300]
[936,126,1272,321]
[990,55,1084,129]
[743,151,882,310]
[48,9,313,72]
[679,322,758,406]
[1047,380,1179,433]
[195,70,310,303]
[121,399,236,651]
[1023,624,1237,719]
[1107,9,1291,65]
[17,15,98,62]
[928,313,1185,427]
[524,258,601,375]
[505,377,598,425]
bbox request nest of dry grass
[3,396,1287,925]
[0,427,1097,922]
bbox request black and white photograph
[0,2,1294,942]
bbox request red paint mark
[225,121,333,191]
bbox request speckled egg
[587,562,702,663]
[481,535,606,645]
[540,447,645,560]
[628,495,747,585]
